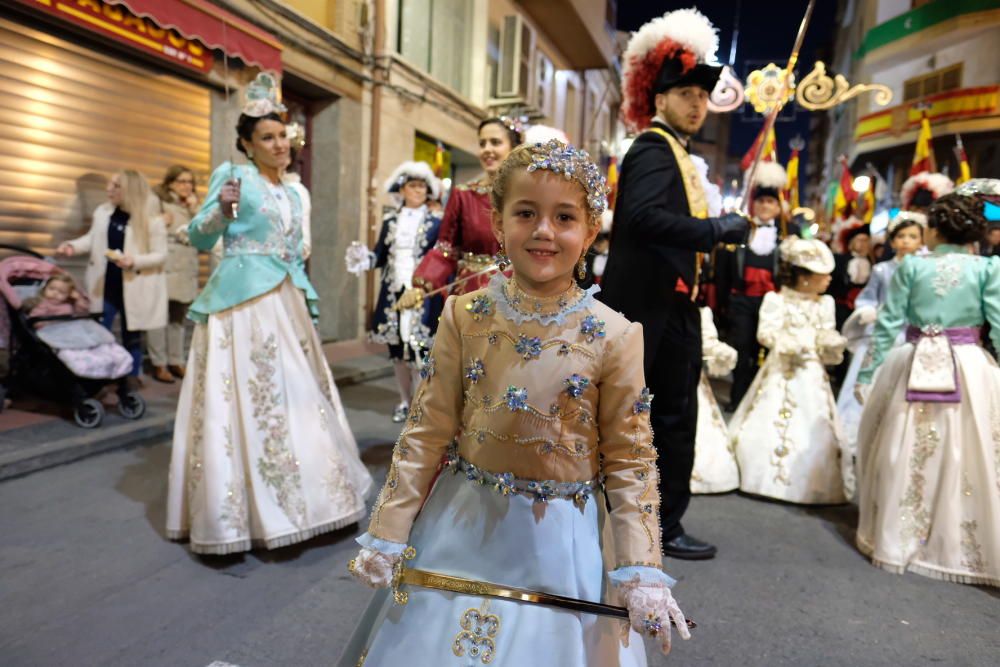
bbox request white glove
[856,306,877,326]
[706,343,738,378]
[348,547,399,588]
[345,241,375,276]
[618,576,690,655]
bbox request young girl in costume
[350,162,443,423]
[690,307,739,494]
[730,235,848,505]
[855,181,1000,587]
[836,213,924,498]
[339,140,689,666]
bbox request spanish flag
[834,157,857,220]
[785,148,800,210]
[910,112,936,175]
[741,124,778,172]
[954,136,971,185]
[606,156,619,209]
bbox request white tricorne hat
[384,161,441,202]
[779,236,835,274]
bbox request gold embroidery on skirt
[187,326,209,502]
[901,406,938,550]
[453,599,501,664]
[960,520,986,573]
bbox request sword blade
[398,566,696,629]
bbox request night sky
[618,0,840,183]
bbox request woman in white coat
[57,169,168,386]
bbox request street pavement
[1,375,997,667]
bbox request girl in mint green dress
[855,181,1000,588]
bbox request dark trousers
[647,299,701,542]
[728,293,764,408]
[102,299,143,377]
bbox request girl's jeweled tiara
[525,139,610,218]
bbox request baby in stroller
[23,274,134,379]
[0,250,144,428]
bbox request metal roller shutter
[0,16,211,259]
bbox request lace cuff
[609,565,676,588]
[356,532,408,556]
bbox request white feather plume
[748,161,788,191]
[383,161,441,201]
[901,171,954,209]
[623,7,719,71]
[525,124,570,146]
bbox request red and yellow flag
[910,112,936,175]
[785,148,800,210]
[954,137,971,185]
[606,156,619,210]
[834,157,857,220]
[741,124,778,172]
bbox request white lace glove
[856,306,877,326]
[706,342,738,378]
[618,576,691,655]
[345,241,376,276]
[348,547,399,589]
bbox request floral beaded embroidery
[514,334,543,360]
[633,387,653,414]
[503,386,528,412]
[452,600,500,664]
[466,295,494,321]
[419,355,436,379]
[931,254,964,297]
[465,358,485,384]
[580,315,606,343]
[564,374,590,398]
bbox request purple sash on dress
[903,326,981,402]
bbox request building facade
[823,0,1000,202]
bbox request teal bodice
[186,162,318,322]
[858,245,1000,384]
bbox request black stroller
[0,244,145,428]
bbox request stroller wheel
[74,398,104,429]
[118,392,146,420]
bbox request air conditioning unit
[496,15,533,100]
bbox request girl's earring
[247,149,255,160]
[495,238,510,270]
[577,252,587,280]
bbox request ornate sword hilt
[391,546,418,605]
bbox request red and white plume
[901,171,954,210]
[621,8,719,132]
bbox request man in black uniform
[600,9,748,560]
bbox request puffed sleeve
[816,295,847,366]
[363,296,465,545]
[756,291,784,349]
[596,322,664,574]
[412,190,463,292]
[858,256,914,385]
[983,256,1000,353]
[700,307,737,377]
[188,163,234,250]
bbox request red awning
[107,0,282,73]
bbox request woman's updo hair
[478,117,522,147]
[927,192,987,245]
[235,111,284,156]
[776,261,815,289]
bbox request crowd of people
[12,7,995,666]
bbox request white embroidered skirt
[691,372,739,494]
[336,471,649,667]
[856,343,1000,587]
[166,279,373,554]
[731,355,846,505]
